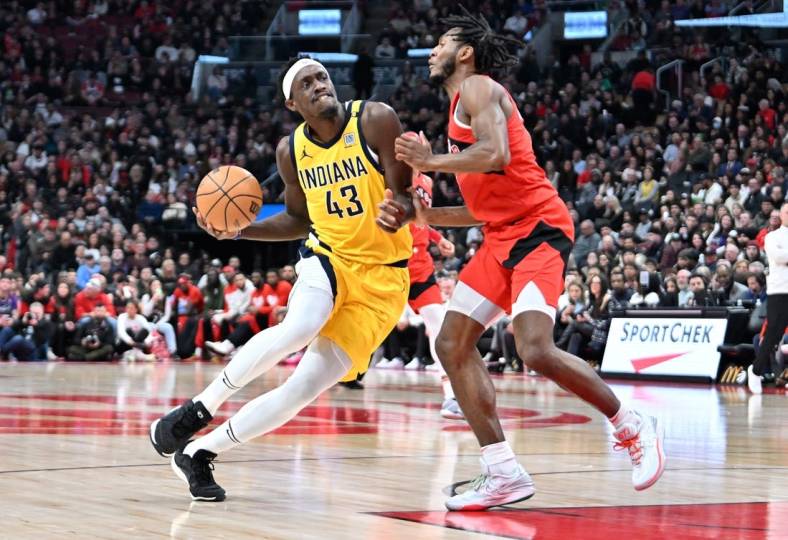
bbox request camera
[85,334,100,347]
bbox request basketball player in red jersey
[378,8,665,511]
[406,165,464,419]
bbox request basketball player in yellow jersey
[149,57,414,501]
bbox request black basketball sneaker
[171,446,226,502]
[150,400,212,457]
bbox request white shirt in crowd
[764,225,788,295]
[703,181,723,205]
[117,313,153,345]
[24,151,48,173]
[220,280,255,319]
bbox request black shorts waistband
[386,258,409,268]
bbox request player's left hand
[376,189,408,233]
[395,131,433,170]
[437,238,455,258]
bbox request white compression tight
[184,336,352,456]
[419,303,455,400]
[194,280,335,416]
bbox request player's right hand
[192,207,238,240]
[376,189,408,233]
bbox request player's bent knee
[516,336,555,372]
[435,333,465,370]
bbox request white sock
[193,283,334,416]
[481,440,519,476]
[609,403,640,431]
[185,336,353,457]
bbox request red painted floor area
[376,502,788,540]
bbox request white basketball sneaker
[383,357,405,369]
[206,340,234,356]
[375,358,391,368]
[747,365,763,394]
[440,398,465,420]
[614,412,666,491]
[445,460,535,511]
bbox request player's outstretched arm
[365,101,416,233]
[417,204,482,227]
[394,75,510,174]
[195,137,311,242]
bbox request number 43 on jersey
[326,185,363,218]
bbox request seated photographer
[66,304,115,361]
[0,302,53,361]
[74,278,117,330]
[116,301,156,362]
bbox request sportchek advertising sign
[601,317,728,379]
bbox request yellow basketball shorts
[295,247,409,382]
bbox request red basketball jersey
[408,173,438,283]
[447,79,559,227]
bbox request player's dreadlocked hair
[440,5,524,75]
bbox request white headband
[282,59,323,99]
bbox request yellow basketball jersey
[290,100,412,265]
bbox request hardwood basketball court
[2,362,786,539]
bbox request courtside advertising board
[602,317,728,380]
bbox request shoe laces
[468,472,493,493]
[194,454,217,485]
[614,435,643,466]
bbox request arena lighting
[675,2,788,27]
[299,52,358,62]
[564,11,608,39]
[407,48,432,58]
[298,9,342,35]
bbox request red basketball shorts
[450,202,574,327]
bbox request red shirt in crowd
[631,71,655,92]
[758,107,777,131]
[273,281,292,308]
[708,82,730,101]
[171,284,204,317]
[249,284,279,319]
[74,290,116,319]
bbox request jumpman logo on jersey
[300,147,313,161]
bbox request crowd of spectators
[0,0,293,362]
[379,0,786,369]
[0,256,295,361]
[0,1,786,375]
[375,0,548,60]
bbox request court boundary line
[0,456,784,477]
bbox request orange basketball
[195,165,263,233]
